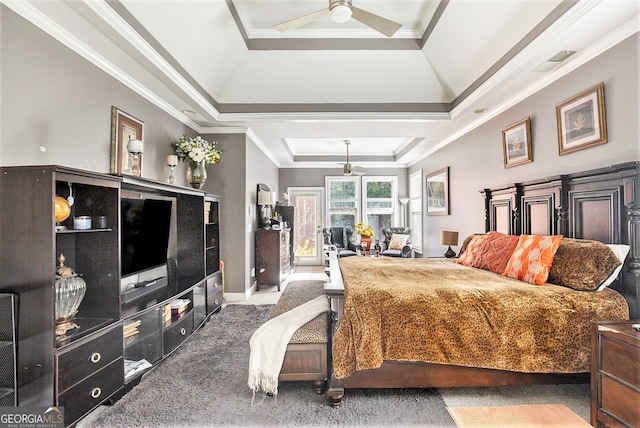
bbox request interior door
[287,187,324,266]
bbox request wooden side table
[591,320,640,427]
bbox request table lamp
[441,230,459,258]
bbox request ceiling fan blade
[273,8,328,32]
[351,165,365,175]
[351,7,401,37]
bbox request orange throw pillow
[471,231,519,274]
[503,235,563,285]
[457,234,487,266]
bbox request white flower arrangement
[171,135,222,164]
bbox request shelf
[55,317,115,348]
[56,228,113,234]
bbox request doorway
[287,187,324,266]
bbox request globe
[55,196,71,223]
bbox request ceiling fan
[343,140,364,176]
[273,0,402,38]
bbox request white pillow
[388,234,410,250]
[596,244,630,291]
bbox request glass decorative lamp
[127,139,143,177]
[166,155,178,184]
[257,191,275,228]
[55,254,87,336]
[441,230,459,258]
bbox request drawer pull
[89,353,101,364]
[214,300,219,305]
[90,387,102,399]
[180,328,186,336]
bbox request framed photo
[426,167,449,216]
[556,82,606,155]
[110,106,144,175]
[502,117,532,168]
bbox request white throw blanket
[248,295,330,400]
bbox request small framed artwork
[110,106,144,175]
[502,117,532,168]
[426,167,449,216]
[556,82,607,155]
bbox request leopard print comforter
[332,257,628,379]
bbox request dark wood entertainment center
[0,165,221,426]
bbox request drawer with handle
[58,358,123,426]
[57,326,123,393]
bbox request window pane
[330,181,356,199]
[294,196,317,258]
[330,214,355,227]
[366,181,391,198]
[367,213,391,239]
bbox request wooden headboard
[482,162,639,318]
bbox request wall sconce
[441,230,459,258]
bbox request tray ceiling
[6,0,638,168]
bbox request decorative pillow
[503,235,563,285]
[457,234,487,266]
[595,244,630,291]
[547,238,623,291]
[471,231,519,274]
[458,233,484,257]
[389,234,410,250]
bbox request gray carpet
[87,304,456,427]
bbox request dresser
[255,229,290,291]
[591,320,640,428]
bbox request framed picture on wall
[110,106,144,175]
[502,117,532,168]
[426,167,449,216]
[556,82,607,155]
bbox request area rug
[86,304,456,427]
[447,403,591,428]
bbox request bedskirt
[332,257,629,379]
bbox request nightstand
[591,320,640,428]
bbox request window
[409,170,423,253]
[325,176,359,228]
[362,176,397,239]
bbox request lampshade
[330,3,352,23]
[127,139,143,154]
[399,198,410,205]
[440,231,459,246]
[257,190,272,205]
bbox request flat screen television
[121,196,173,278]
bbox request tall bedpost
[623,173,640,319]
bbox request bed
[325,162,639,406]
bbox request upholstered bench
[269,280,330,394]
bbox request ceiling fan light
[330,3,352,23]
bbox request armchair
[380,227,414,258]
[323,227,358,257]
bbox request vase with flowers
[171,135,222,189]
[354,222,374,251]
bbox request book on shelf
[124,319,141,332]
[124,358,153,381]
[123,329,139,339]
[123,319,141,338]
[170,298,190,315]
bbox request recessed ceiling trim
[218,102,450,114]
[450,0,579,113]
[227,0,447,51]
[246,37,422,51]
[294,155,396,162]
